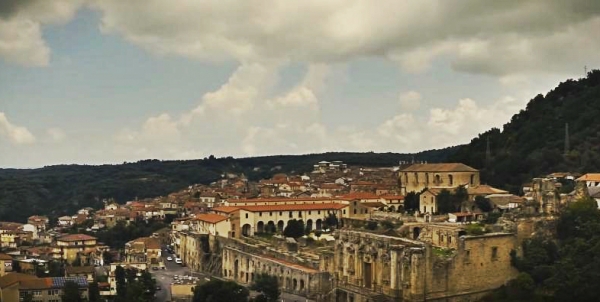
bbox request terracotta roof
[212,206,240,214]
[228,197,336,204]
[0,273,37,288]
[340,192,380,200]
[238,203,347,212]
[194,214,229,224]
[361,202,386,208]
[127,237,161,250]
[58,234,97,242]
[379,195,405,200]
[467,185,508,195]
[65,266,95,274]
[400,163,478,172]
[577,173,600,182]
[0,253,12,261]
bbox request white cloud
[0,112,36,144]
[398,91,422,111]
[0,0,85,66]
[46,127,66,142]
[92,0,600,77]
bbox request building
[236,203,348,237]
[125,237,162,268]
[328,227,517,301]
[190,214,231,237]
[0,273,89,302]
[55,234,97,264]
[399,163,480,195]
[27,216,49,233]
[65,266,96,283]
[0,253,12,276]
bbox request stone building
[327,227,518,301]
[54,234,97,264]
[222,243,331,299]
[399,163,480,195]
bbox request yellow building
[125,237,162,268]
[0,253,12,276]
[55,234,97,264]
[399,163,480,194]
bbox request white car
[175,258,182,264]
[167,256,173,261]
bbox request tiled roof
[18,278,52,290]
[400,163,478,172]
[577,173,600,182]
[361,202,386,208]
[0,273,37,288]
[379,195,405,200]
[239,203,347,212]
[0,253,12,261]
[228,197,335,204]
[58,234,97,242]
[467,185,508,195]
[340,192,380,200]
[127,237,161,250]
[212,206,240,214]
[65,266,95,274]
[194,214,229,224]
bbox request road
[152,248,191,302]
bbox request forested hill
[451,70,600,193]
[0,149,455,222]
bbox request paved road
[152,248,191,302]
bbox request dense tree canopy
[193,279,249,302]
[250,273,280,302]
[451,70,600,193]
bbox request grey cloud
[0,0,36,19]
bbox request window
[448,236,452,244]
[289,212,293,218]
[470,174,475,185]
[353,209,357,214]
[318,211,321,215]
[343,210,346,214]
[269,212,273,216]
[245,213,249,219]
[259,212,262,217]
[449,175,454,186]
[298,211,302,217]
[279,211,282,215]
[308,211,311,215]
[33,290,42,296]
[48,289,59,295]
[492,247,498,260]
[440,235,444,242]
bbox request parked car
[175,258,182,264]
[167,256,173,261]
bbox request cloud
[0,112,36,144]
[398,91,422,111]
[46,127,66,142]
[0,0,84,66]
[92,0,600,77]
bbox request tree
[115,265,126,298]
[283,219,305,238]
[21,292,34,302]
[475,195,493,212]
[436,189,453,214]
[324,213,338,229]
[89,281,101,302]
[506,273,535,300]
[404,192,420,212]
[193,279,249,302]
[250,273,280,302]
[61,281,83,302]
[365,221,378,230]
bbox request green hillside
[451,70,600,193]
[0,149,455,222]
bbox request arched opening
[413,227,421,240]
[300,279,305,291]
[256,221,265,233]
[348,255,355,272]
[293,278,298,291]
[306,219,313,232]
[458,230,467,237]
[286,277,292,289]
[316,219,322,230]
[267,221,276,233]
[234,259,239,281]
[277,220,285,232]
[449,174,454,186]
[389,205,395,212]
[242,224,252,237]
[435,174,441,184]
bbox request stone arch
[389,205,395,212]
[257,221,265,233]
[435,174,441,184]
[277,220,285,232]
[286,277,292,289]
[267,221,276,233]
[316,219,322,230]
[348,255,355,272]
[293,278,298,291]
[306,219,313,232]
[300,279,305,291]
[242,224,252,237]
[413,227,421,240]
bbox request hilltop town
[0,159,594,301]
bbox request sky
[1,1,599,168]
